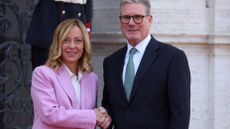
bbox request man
[26,0,92,69]
[102,0,191,129]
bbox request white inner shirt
[63,64,83,108]
[122,34,151,84]
[54,0,87,4]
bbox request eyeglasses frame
[119,15,149,24]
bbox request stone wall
[91,0,230,129]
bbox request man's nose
[128,18,136,25]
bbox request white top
[54,0,87,4]
[63,64,83,108]
[122,34,151,84]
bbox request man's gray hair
[120,0,151,15]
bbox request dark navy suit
[102,36,191,129]
[26,0,92,68]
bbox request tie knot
[129,48,137,56]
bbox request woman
[31,19,110,129]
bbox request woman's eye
[74,39,82,44]
[63,39,70,43]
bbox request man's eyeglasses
[119,15,149,24]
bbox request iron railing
[0,0,38,128]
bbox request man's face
[120,3,152,46]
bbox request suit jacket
[26,0,92,48]
[102,36,191,129]
[31,65,98,129]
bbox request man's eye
[123,16,130,19]
[134,15,143,19]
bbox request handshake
[94,107,112,129]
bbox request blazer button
[61,10,66,15]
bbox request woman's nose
[69,41,75,48]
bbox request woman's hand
[94,107,112,129]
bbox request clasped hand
[94,107,111,129]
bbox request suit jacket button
[61,10,66,15]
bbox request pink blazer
[31,65,99,129]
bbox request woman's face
[61,26,84,66]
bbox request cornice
[91,32,230,45]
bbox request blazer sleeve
[168,50,191,129]
[31,66,96,128]
[102,57,114,129]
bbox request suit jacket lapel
[56,66,77,108]
[129,37,160,102]
[116,47,129,102]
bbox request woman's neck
[65,63,78,75]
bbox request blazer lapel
[129,37,160,102]
[56,66,77,108]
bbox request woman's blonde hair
[45,18,92,72]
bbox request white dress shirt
[54,0,87,4]
[63,64,83,108]
[122,34,151,84]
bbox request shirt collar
[127,34,151,55]
[63,64,83,81]
[54,0,87,4]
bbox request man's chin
[127,38,140,46]
[127,36,138,41]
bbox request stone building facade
[1,0,229,128]
[91,0,230,129]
